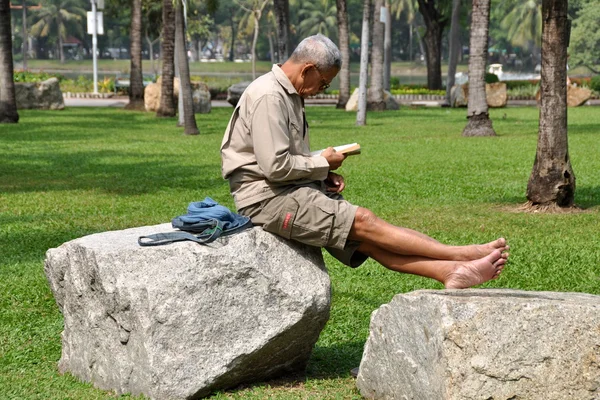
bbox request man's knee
[352,207,379,236]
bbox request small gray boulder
[15,77,64,110]
[45,224,330,399]
[357,289,600,400]
[227,81,251,106]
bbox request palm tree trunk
[175,0,198,135]
[462,0,495,136]
[526,0,574,207]
[368,0,385,110]
[273,0,289,62]
[229,8,236,62]
[357,0,370,126]
[126,0,145,110]
[157,0,176,117]
[22,0,27,70]
[0,0,19,123]
[445,0,461,106]
[416,0,447,90]
[251,11,260,79]
[336,0,351,109]
[383,0,391,91]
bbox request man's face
[298,64,339,98]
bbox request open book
[310,143,361,157]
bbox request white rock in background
[45,224,330,399]
[15,78,64,110]
[357,289,600,400]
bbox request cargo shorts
[239,184,369,268]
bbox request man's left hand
[325,172,345,193]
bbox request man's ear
[300,63,314,79]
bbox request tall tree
[272,0,289,62]
[175,0,199,134]
[336,0,351,108]
[125,0,145,110]
[383,0,391,91]
[445,0,460,106]
[462,0,495,136]
[157,0,176,117]
[0,0,19,123]
[30,0,85,63]
[526,0,575,208]
[416,0,448,90]
[368,0,385,110]
[356,0,370,126]
[297,0,337,39]
[237,0,270,79]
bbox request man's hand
[321,147,346,170]
[324,172,345,193]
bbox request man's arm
[251,95,330,182]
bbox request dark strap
[138,225,223,247]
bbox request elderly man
[221,34,508,288]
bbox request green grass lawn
[1,106,599,399]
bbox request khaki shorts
[239,184,368,268]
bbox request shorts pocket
[262,197,299,240]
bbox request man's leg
[358,242,507,289]
[349,207,508,261]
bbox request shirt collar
[272,64,298,95]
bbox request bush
[485,72,500,84]
[13,70,64,83]
[590,75,600,92]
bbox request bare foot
[453,238,509,261]
[444,250,506,289]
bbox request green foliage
[13,70,65,83]
[485,72,500,84]
[2,107,600,399]
[589,75,600,93]
[569,0,600,74]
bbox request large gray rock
[15,78,64,110]
[227,81,251,106]
[357,289,600,400]
[45,224,330,399]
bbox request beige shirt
[221,64,330,210]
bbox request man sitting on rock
[220,34,508,289]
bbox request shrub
[13,70,64,83]
[485,72,500,84]
[590,75,600,92]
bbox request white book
[310,143,361,157]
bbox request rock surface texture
[226,81,251,106]
[144,78,211,114]
[15,78,64,110]
[357,289,600,400]
[45,224,330,399]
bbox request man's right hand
[321,147,346,170]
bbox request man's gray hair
[289,34,341,71]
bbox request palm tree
[236,0,270,79]
[356,0,370,126]
[30,0,86,64]
[368,0,385,110]
[445,0,461,105]
[500,0,542,52]
[416,0,448,90]
[526,0,575,208]
[0,0,19,123]
[175,0,199,134]
[336,0,351,108]
[297,0,337,40]
[462,0,495,137]
[273,0,290,62]
[157,0,176,117]
[125,0,145,110]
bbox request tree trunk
[126,0,145,110]
[251,11,260,79]
[462,0,495,137]
[336,0,351,109]
[273,0,289,62]
[22,0,27,70]
[526,0,574,207]
[175,0,199,135]
[229,10,236,61]
[357,0,370,126]
[416,0,447,90]
[268,31,275,63]
[445,0,461,106]
[58,13,65,64]
[368,0,385,110]
[157,0,176,117]
[383,0,391,91]
[0,0,19,123]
